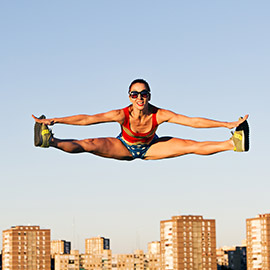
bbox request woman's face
[129,83,150,111]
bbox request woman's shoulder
[153,106,174,124]
[121,104,132,112]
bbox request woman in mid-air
[32,79,249,161]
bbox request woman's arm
[157,109,248,129]
[32,109,125,126]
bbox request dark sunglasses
[129,90,150,99]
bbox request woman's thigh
[144,137,197,160]
[81,137,133,160]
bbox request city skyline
[1,0,269,254]
[0,213,262,255]
[1,213,258,269]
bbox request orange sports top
[121,106,159,145]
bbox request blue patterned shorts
[117,133,159,159]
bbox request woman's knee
[175,139,198,154]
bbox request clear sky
[1,0,269,253]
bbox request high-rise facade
[246,213,270,270]
[84,237,112,270]
[227,246,246,270]
[51,239,71,255]
[2,225,50,270]
[54,250,80,270]
[160,215,217,270]
[85,236,110,254]
[147,241,161,270]
[111,250,146,270]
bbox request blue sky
[1,0,269,253]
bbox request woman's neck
[130,103,151,119]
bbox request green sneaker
[34,115,53,148]
[231,118,250,152]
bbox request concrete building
[2,225,50,270]
[246,213,270,270]
[54,250,80,270]
[83,237,112,270]
[51,239,71,256]
[111,250,146,270]
[216,246,236,269]
[147,241,161,270]
[51,240,72,269]
[85,236,110,254]
[216,247,229,269]
[160,215,217,270]
[81,253,103,270]
[228,246,246,270]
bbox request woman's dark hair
[129,79,151,92]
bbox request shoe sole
[34,115,46,146]
[236,119,249,151]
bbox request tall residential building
[147,241,161,270]
[84,237,111,270]
[227,246,246,270]
[216,246,235,269]
[160,215,217,270]
[85,236,110,254]
[246,213,270,270]
[51,240,71,270]
[51,239,71,256]
[2,225,50,270]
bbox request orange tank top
[121,106,159,145]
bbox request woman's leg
[144,137,234,160]
[50,137,134,161]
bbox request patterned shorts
[117,133,159,159]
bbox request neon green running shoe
[231,118,250,152]
[34,115,53,148]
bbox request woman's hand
[227,114,249,129]
[32,115,55,125]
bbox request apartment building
[54,250,80,270]
[111,249,146,270]
[83,236,112,270]
[85,236,110,254]
[216,246,234,269]
[81,253,103,270]
[227,246,246,270]
[160,215,217,270]
[2,225,50,270]
[51,239,71,256]
[246,213,270,270]
[147,241,161,270]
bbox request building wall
[54,250,80,270]
[147,241,161,270]
[216,246,234,268]
[85,237,110,255]
[111,250,146,270]
[246,214,270,270]
[2,225,50,270]
[161,215,217,270]
[160,220,173,270]
[51,240,71,256]
[228,246,246,270]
